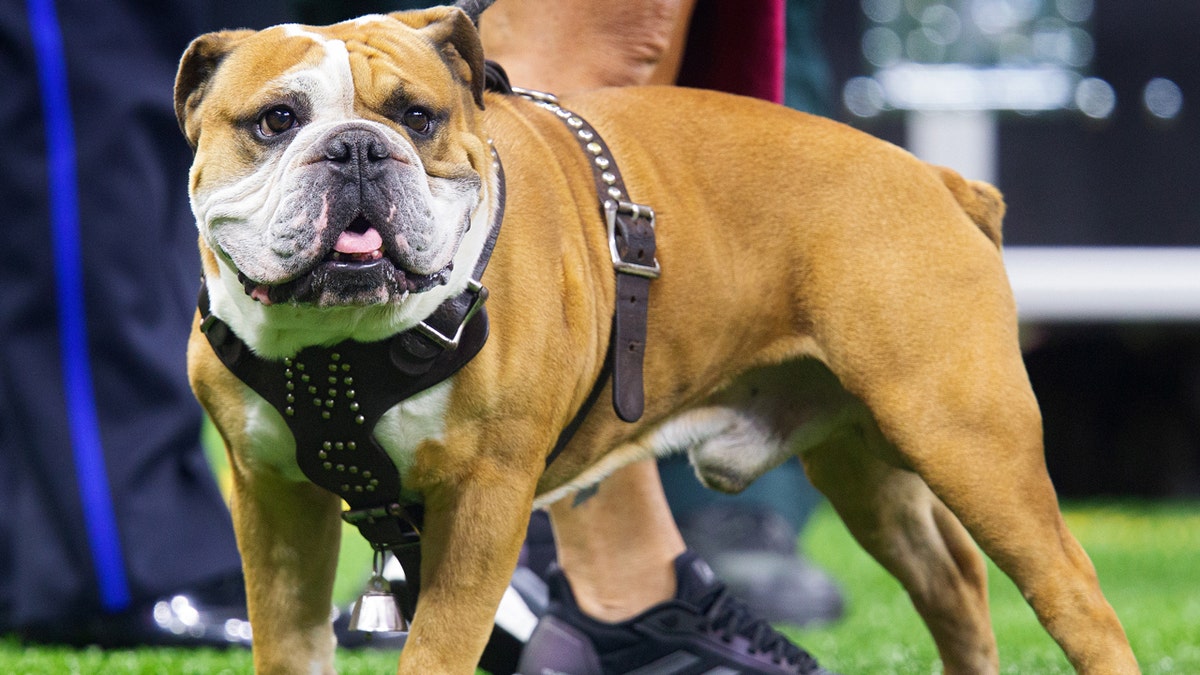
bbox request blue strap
[26,0,132,612]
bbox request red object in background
[677,0,786,104]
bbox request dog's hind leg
[803,431,999,675]
[819,313,1139,673]
[863,371,1138,674]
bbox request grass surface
[789,501,1200,674]
[2,501,1196,673]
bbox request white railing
[1004,247,1200,322]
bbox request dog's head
[176,7,495,350]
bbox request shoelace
[699,585,821,672]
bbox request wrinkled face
[178,11,490,309]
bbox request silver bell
[348,552,408,633]
[349,574,407,633]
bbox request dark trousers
[0,0,287,627]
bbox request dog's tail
[934,166,1006,249]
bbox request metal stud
[325,399,335,408]
[350,402,360,412]
[556,109,570,118]
[331,353,341,361]
[342,364,351,372]
[322,411,331,420]
[608,187,622,199]
[578,129,594,141]
[285,407,294,416]
[329,364,338,372]
[284,369,293,379]
[328,377,338,385]
[286,381,294,391]
[363,470,372,479]
[323,462,332,470]
[319,451,328,459]
[349,466,358,474]
[336,464,345,472]
[346,390,356,399]
[313,398,322,406]
[335,442,345,450]
[302,374,311,382]
[567,117,583,128]
[348,442,357,451]
[286,394,294,403]
[355,415,365,425]
[602,171,616,184]
[284,358,293,367]
[366,485,375,492]
[344,377,354,386]
[355,486,364,493]
[586,142,602,155]
[323,441,333,450]
[297,363,305,371]
[595,157,610,169]
[328,388,338,397]
[341,484,350,493]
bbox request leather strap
[514,88,660,426]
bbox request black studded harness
[196,63,659,620]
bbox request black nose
[323,128,392,170]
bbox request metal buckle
[604,199,661,279]
[414,279,488,350]
[511,86,560,105]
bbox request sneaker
[517,551,835,675]
[680,505,844,627]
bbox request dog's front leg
[396,457,537,675]
[230,464,342,675]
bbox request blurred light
[997,33,1034,65]
[907,28,947,62]
[1030,18,1091,67]
[971,0,1042,35]
[1143,78,1184,121]
[904,0,929,22]
[1055,0,1093,23]
[843,76,888,117]
[1075,77,1116,119]
[863,0,904,23]
[1064,27,1094,67]
[878,63,1076,111]
[920,4,963,46]
[863,26,904,67]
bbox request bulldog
[175,4,1138,674]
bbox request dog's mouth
[238,215,451,305]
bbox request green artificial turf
[788,501,1200,674]
[3,501,1196,674]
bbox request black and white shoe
[517,551,835,675]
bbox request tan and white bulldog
[176,5,1138,674]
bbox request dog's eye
[258,106,297,136]
[401,108,434,136]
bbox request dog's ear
[175,30,254,149]
[453,0,496,26]
[392,7,486,110]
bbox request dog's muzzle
[238,127,455,306]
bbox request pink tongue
[334,227,383,254]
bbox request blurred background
[817,0,1200,499]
